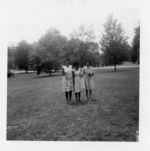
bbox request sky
[8,0,140,46]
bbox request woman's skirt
[84,77,94,90]
[62,76,73,92]
[74,77,85,93]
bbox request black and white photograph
[1,0,150,150]
[7,0,140,141]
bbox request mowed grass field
[7,67,139,141]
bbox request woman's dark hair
[63,58,70,65]
[73,61,79,68]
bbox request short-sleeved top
[83,66,94,77]
[62,65,72,80]
[83,66,94,89]
[62,65,73,91]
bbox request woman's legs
[78,92,81,102]
[89,89,92,101]
[69,90,72,101]
[86,89,92,101]
[65,91,69,102]
[75,92,81,103]
[75,93,78,102]
[86,89,89,101]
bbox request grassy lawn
[7,67,139,141]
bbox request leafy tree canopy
[100,14,130,71]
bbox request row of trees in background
[8,15,140,75]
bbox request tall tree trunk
[114,64,117,71]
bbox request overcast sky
[8,0,140,46]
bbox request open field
[7,67,139,141]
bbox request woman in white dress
[79,66,85,90]
[72,61,84,102]
[83,61,94,101]
[62,59,73,103]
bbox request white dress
[62,65,73,92]
[74,69,84,93]
[83,66,94,90]
[79,67,85,89]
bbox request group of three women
[62,59,94,103]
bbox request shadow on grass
[68,99,98,106]
[68,100,88,106]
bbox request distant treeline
[8,14,140,75]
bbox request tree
[33,28,67,75]
[131,25,140,64]
[61,38,80,64]
[70,24,95,42]
[69,24,100,67]
[28,42,42,73]
[14,40,31,72]
[100,14,130,71]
